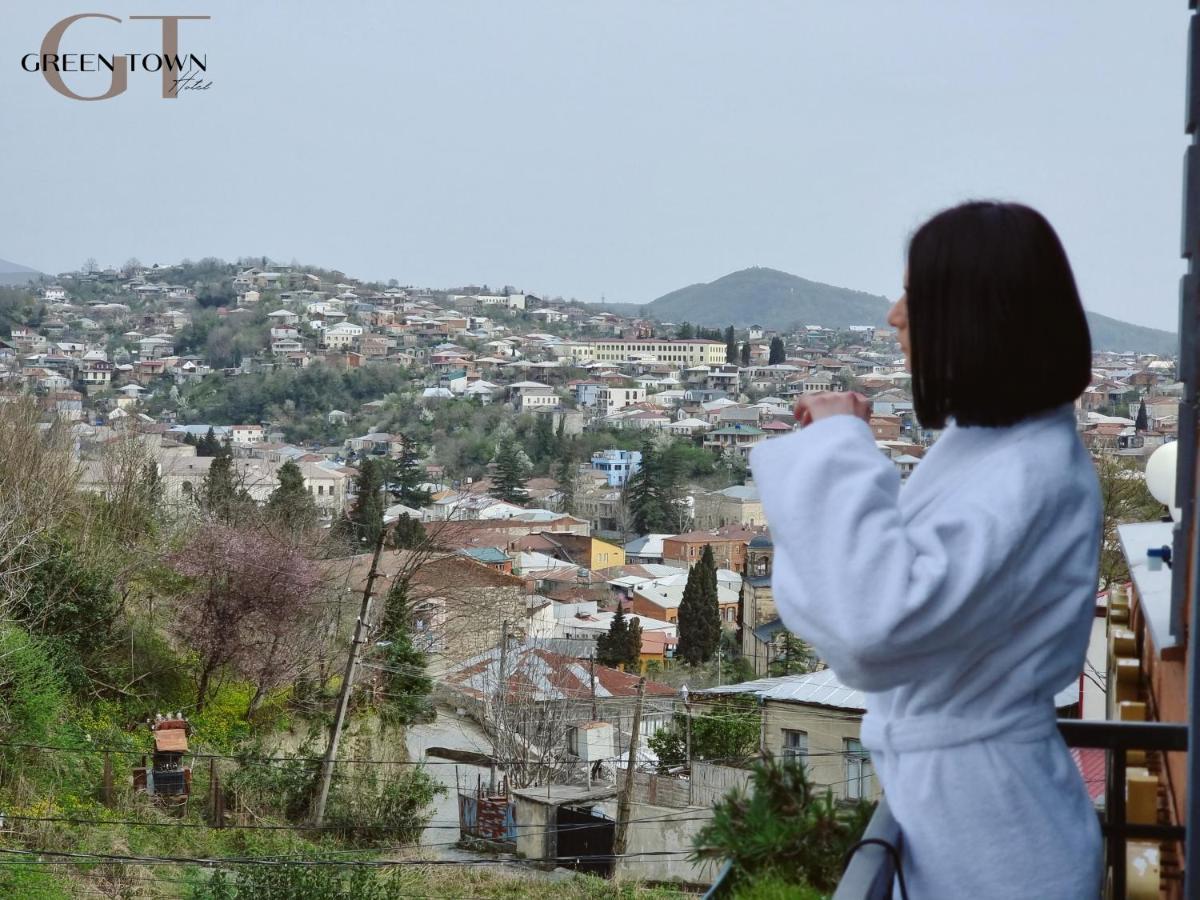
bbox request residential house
[662,526,759,573]
[703,423,765,459]
[693,482,765,529]
[695,669,880,802]
[590,449,642,487]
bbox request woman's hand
[794,391,871,427]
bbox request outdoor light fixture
[1145,440,1180,521]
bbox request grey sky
[0,2,1187,329]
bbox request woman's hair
[906,200,1092,429]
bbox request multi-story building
[597,386,647,416]
[590,449,642,487]
[576,339,726,367]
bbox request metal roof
[762,669,866,711]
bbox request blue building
[590,449,642,487]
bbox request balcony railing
[701,719,1188,900]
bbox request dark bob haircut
[906,201,1092,429]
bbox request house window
[783,729,808,762]
[845,738,873,800]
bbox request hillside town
[0,257,1182,894]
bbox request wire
[0,845,697,869]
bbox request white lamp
[1145,441,1180,521]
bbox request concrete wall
[513,795,554,862]
[599,799,714,885]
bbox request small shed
[512,784,619,875]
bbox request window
[782,729,808,762]
[845,738,873,800]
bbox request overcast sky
[0,2,1188,329]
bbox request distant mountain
[0,257,43,287]
[645,267,890,330]
[638,266,1177,356]
[1084,311,1177,357]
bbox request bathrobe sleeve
[749,415,1034,692]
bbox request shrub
[0,626,69,751]
[692,754,874,894]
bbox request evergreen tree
[199,453,250,522]
[554,441,578,515]
[596,604,630,668]
[394,435,431,508]
[265,459,318,534]
[336,458,387,548]
[1135,399,1149,432]
[492,435,530,504]
[739,341,751,367]
[678,544,722,665]
[768,336,786,365]
[677,322,695,339]
[627,440,686,534]
[390,512,427,550]
[531,414,557,466]
[627,440,665,534]
[197,426,220,457]
[725,325,738,363]
[378,576,433,727]
[625,614,643,671]
[597,604,641,671]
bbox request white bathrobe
[749,404,1103,899]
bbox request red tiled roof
[1070,747,1105,803]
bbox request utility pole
[311,526,386,827]
[589,652,598,720]
[683,690,692,773]
[612,677,646,859]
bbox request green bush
[0,626,70,751]
[324,762,445,845]
[190,864,410,900]
[692,754,874,895]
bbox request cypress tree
[197,426,220,457]
[199,453,249,522]
[379,576,433,727]
[1135,399,1149,432]
[532,414,557,466]
[679,544,722,665]
[725,325,738,364]
[493,435,530,504]
[554,441,578,515]
[394,435,431,508]
[266,459,318,534]
[596,604,631,668]
[739,341,751,367]
[768,337,786,365]
[625,614,644,671]
[336,458,386,548]
[390,512,427,550]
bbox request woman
[749,201,1102,898]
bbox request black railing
[702,720,1189,900]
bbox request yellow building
[589,536,625,571]
[575,339,726,367]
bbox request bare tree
[169,524,326,715]
[0,399,81,616]
[1095,455,1166,588]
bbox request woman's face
[887,276,910,369]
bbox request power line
[0,844,697,869]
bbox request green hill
[0,257,43,287]
[645,267,890,330]
[637,266,1176,356]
